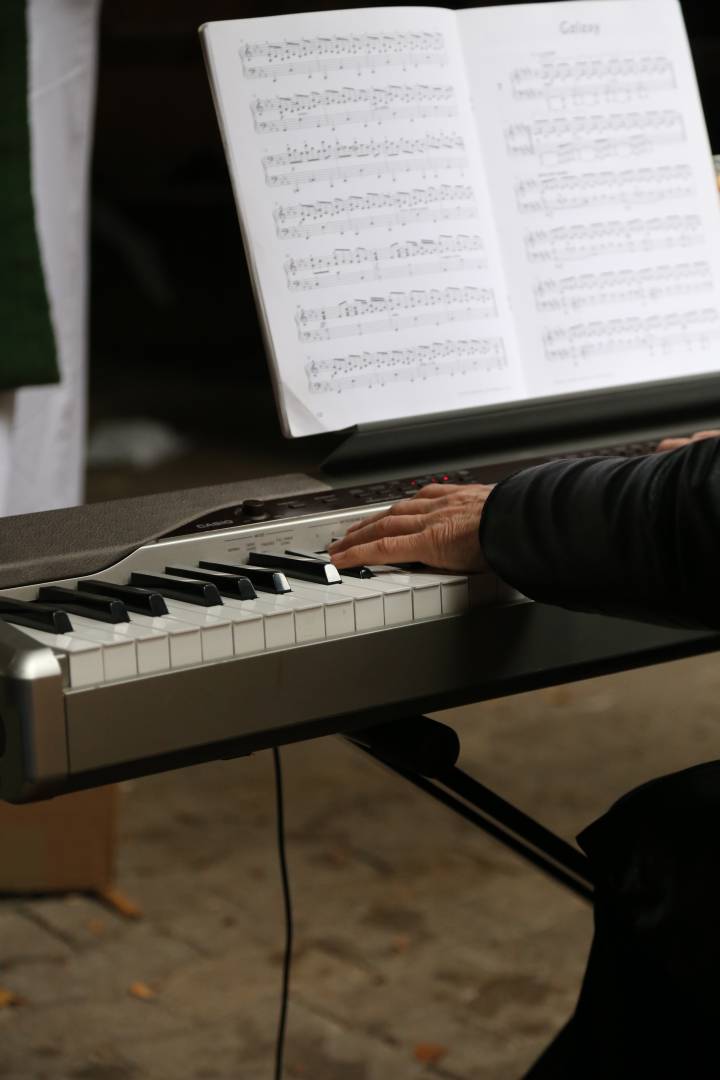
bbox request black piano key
[247,551,341,585]
[78,580,169,617]
[285,547,330,560]
[0,598,73,634]
[129,572,223,607]
[334,565,375,579]
[285,548,375,578]
[164,565,257,601]
[37,586,130,624]
[198,561,291,594]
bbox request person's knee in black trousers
[525,760,720,1078]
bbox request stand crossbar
[346,716,593,904]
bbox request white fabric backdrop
[0,0,101,517]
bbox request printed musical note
[285,234,485,290]
[543,308,720,364]
[534,262,713,314]
[274,184,478,239]
[510,55,676,109]
[516,165,694,215]
[251,84,457,133]
[305,337,507,392]
[506,110,686,166]
[241,32,448,80]
[525,215,703,263]
[263,133,467,188]
[296,285,497,341]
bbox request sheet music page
[202,8,525,436]
[459,0,720,400]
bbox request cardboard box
[0,784,117,893]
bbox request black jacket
[480,436,720,631]
[482,438,720,1078]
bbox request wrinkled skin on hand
[328,430,720,574]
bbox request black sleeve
[479,437,720,631]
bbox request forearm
[480,438,720,630]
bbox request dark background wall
[88,1,720,487]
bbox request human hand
[327,483,496,573]
[656,429,720,452]
[327,427,720,572]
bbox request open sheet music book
[202,1,720,438]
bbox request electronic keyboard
[1,456,718,803]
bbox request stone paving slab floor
[1,652,719,1079]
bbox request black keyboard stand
[345,716,593,903]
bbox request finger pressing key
[329,514,426,554]
[331,531,428,570]
[342,498,443,536]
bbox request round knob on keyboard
[241,499,271,521]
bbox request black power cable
[272,747,293,1080]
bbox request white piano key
[127,612,203,668]
[163,595,265,656]
[159,600,234,660]
[228,591,324,643]
[276,595,325,643]
[439,580,469,614]
[328,579,385,630]
[411,583,442,619]
[372,571,441,619]
[339,575,413,626]
[407,571,470,614]
[230,617,265,656]
[284,581,355,638]
[57,622,137,682]
[14,625,104,688]
[71,615,170,674]
[220,597,295,649]
[209,604,266,656]
[377,568,469,616]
